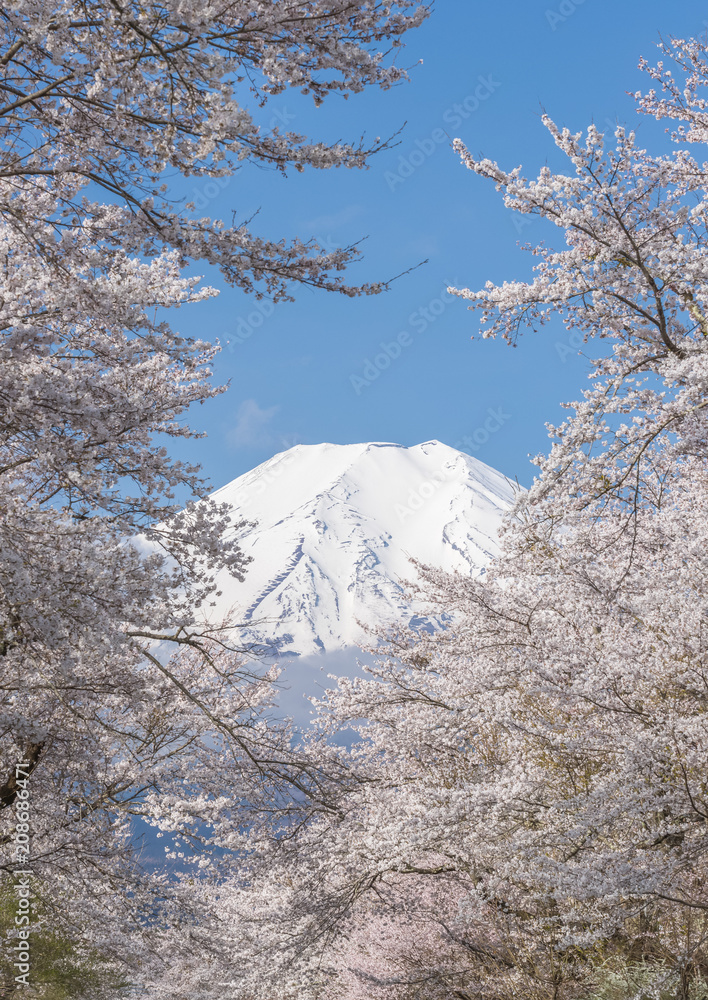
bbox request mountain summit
[208,441,516,657]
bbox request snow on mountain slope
[207,440,516,657]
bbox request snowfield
[207,440,516,657]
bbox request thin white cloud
[304,203,364,233]
[228,399,279,449]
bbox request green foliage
[0,878,131,999]
[586,962,708,1000]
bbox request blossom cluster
[206,32,708,1000]
[0,2,428,991]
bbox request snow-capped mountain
[207,440,516,657]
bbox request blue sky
[168,0,708,491]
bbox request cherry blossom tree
[225,31,708,1000]
[0,0,429,298]
[0,2,428,993]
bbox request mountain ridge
[207,440,516,657]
